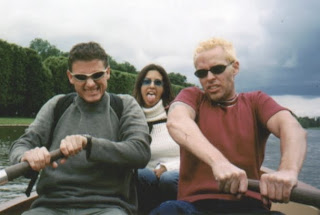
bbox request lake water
[0,126,319,205]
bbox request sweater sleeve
[87,95,151,169]
[148,122,180,171]
[9,94,64,164]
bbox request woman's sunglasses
[70,70,107,82]
[142,78,163,87]
[194,61,234,78]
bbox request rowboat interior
[0,167,319,215]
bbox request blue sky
[1,0,319,116]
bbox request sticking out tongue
[147,94,156,103]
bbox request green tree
[168,72,194,87]
[7,45,27,115]
[24,48,54,116]
[29,38,65,61]
[109,56,120,70]
[0,39,14,111]
[0,40,52,116]
[108,69,136,94]
[119,61,137,74]
[0,42,27,116]
[44,56,73,95]
[109,56,137,74]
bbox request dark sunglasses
[142,78,163,87]
[70,70,107,82]
[194,61,234,78]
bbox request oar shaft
[0,149,63,184]
[248,179,320,209]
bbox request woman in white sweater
[133,64,180,214]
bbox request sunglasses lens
[74,74,87,81]
[154,80,163,86]
[195,65,228,78]
[91,71,105,80]
[142,79,163,86]
[211,65,227,75]
[194,70,208,78]
[72,71,106,81]
[142,79,152,85]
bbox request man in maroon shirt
[150,37,307,214]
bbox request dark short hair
[68,42,109,71]
[133,63,174,107]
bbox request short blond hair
[193,37,237,67]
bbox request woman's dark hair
[68,42,109,71]
[133,64,174,107]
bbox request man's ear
[67,70,74,84]
[105,67,111,80]
[232,61,240,76]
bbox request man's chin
[83,94,102,103]
[206,92,222,102]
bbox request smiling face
[195,46,239,102]
[140,70,164,108]
[67,59,110,103]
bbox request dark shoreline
[0,124,29,126]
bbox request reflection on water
[0,126,31,204]
[0,126,319,205]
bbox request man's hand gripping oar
[0,148,63,185]
[0,134,89,185]
[248,179,320,209]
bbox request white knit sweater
[142,100,180,171]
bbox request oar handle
[3,149,64,182]
[248,179,320,209]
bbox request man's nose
[85,78,96,85]
[207,71,217,80]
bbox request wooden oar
[1,151,319,209]
[248,179,320,209]
[0,149,63,185]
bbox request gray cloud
[1,0,320,97]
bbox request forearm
[87,94,151,168]
[9,140,33,164]
[167,107,229,168]
[9,132,44,165]
[9,95,62,164]
[268,111,307,175]
[278,124,307,175]
[88,136,151,168]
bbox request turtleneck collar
[142,100,167,122]
[75,92,108,113]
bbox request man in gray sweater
[9,42,151,215]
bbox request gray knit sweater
[9,92,151,214]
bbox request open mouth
[207,85,220,92]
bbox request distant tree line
[0,38,191,117]
[1,38,319,128]
[296,116,320,128]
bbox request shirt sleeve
[171,87,203,111]
[254,91,290,126]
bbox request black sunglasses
[70,70,107,82]
[194,61,234,78]
[142,78,163,87]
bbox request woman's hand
[153,164,167,178]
